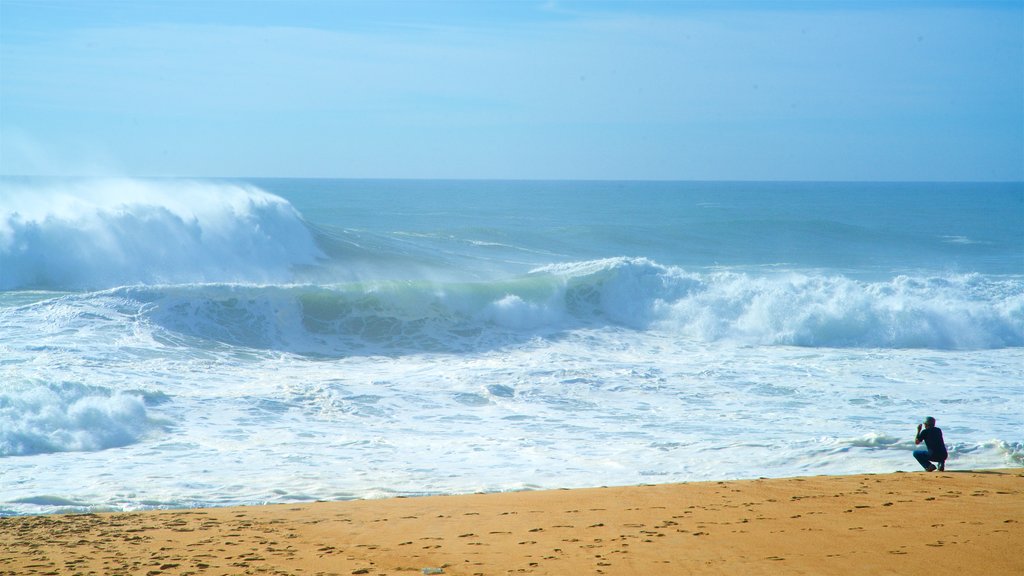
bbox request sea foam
[24,258,1013,358]
[0,382,157,456]
[542,258,1023,350]
[0,178,324,290]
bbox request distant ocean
[1,178,1021,515]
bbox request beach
[3,180,1022,575]
[3,469,1021,576]
[4,2,1023,574]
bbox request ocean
[1,177,1021,515]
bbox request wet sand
[2,469,1021,576]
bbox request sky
[0,0,1021,181]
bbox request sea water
[1,178,1021,515]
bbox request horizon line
[2,174,1022,185]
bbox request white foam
[1,298,1021,514]
[483,293,564,330]
[0,178,324,290]
[24,259,1014,358]
[536,259,1024,350]
[0,383,156,456]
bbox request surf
[0,381,168,457]
[6,258,1020,358]
[2,179,1021,516]
[0,177,324,290]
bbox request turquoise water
[1,177,1021,514]
[275,179,1023,278]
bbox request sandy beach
[2,469,1021,576]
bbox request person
[913,416,948,472]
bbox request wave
[0,178,324,290]
[540,258,1023,349]
[641,263,1024,349]
[810,434,1024,470]
[0,382,165,457]
[9,258,1021,354]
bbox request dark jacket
[916,427,948,459]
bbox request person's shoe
[925,465,937,472]
[937,463,945,472]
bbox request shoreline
[2,469,1022,576]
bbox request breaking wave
[0,178,323,290]
[7,258,1021,354]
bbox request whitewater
[1,177,1021,515]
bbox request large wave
[549,258,1023,349]
[9,258,1021,353]
[0,178,324,290]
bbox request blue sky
[1,0,1021,180]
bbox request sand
[2,469,1021,576]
